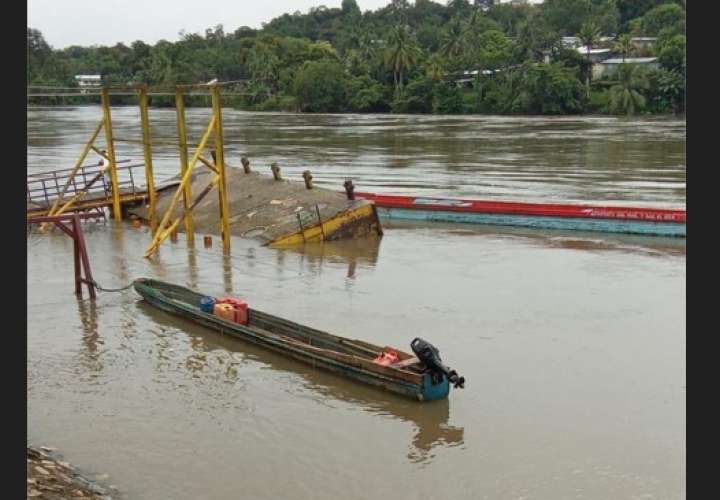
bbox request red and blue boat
[355,193,686,238]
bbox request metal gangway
[27,161,150,219]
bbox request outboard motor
[411,337,465,389]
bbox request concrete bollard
[241,157,251,174]
[303,170,313,189]
[271,162,282,181]
[204,235,212,248]
[343,179,355,200]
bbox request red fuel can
[216,297,249,325]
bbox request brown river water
[28,107,685,499]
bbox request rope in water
[90,280,135,293]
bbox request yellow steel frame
[211,85,231,251]
[100,88,121,219]
[144,113,222,257]
[138,86,157,233]
[40,85,232,257]
[175,86,194,244]
[40,120,104,229]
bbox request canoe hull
[356,193,686,238]
[377,207,686,237]
[135,280,449,401]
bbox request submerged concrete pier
[128,166,383,246]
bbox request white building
[75,75,102,93]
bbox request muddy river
[28,107,685,499]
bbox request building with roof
[592,57,659,79]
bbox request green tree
[342,0,361,17]
[577,20,601,98]
[392,75,435,113]
[294,59,347,112]
[634,3,685,36]
[613,34,634,63]
[476,30,512,70]
[384,25,422,94]
[439,18,468,62]
[515,63,585,114]
[657,34,685,73]
[609,64,649,115]
[426,53,446,82]
[347,75,389,112]
[432,82,464,114]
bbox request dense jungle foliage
[28,0,685,115]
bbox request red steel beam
[28,213,97,299]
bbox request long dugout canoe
[355,193,686,238]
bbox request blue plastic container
[199,296,216,314]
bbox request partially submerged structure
[26,83,382,256]
[128,166,383,246]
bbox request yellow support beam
[100,87,122,220]
[144,116,216,257]
[211,85,231,252]
[138,86,158,234]
[175,86,194,244]
[197,155,219,174]
[45,120,103,218]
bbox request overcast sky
[28,0,399,49]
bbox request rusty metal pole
[138,86,157,234]
[74,214,96,300]
[73,221,82,296]
[175,86,195,244]
[211,85,231,252]
[100,87,122,220]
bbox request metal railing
[27,161,146,210]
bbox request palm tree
[613,34,634,63]
[440,18,468,61]
[577,20,601,99]
[384,25,421,95]
[609,64,649,115]
[426,54,446,82]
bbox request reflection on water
[76,298,102,374]
[134,298,463,464]
[276,238,382,280]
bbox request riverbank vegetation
[28,0,685,115]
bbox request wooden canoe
[133,278,452,401]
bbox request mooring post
[138,86,157,234]
[211,85,231,252]
[271,162,282,181]
[344,179,355,200]
[175,86,195,245]
[100,87,122,220]
[303,170,313,189]
[241,157,251,174]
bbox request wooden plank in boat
[391,357,421,369]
